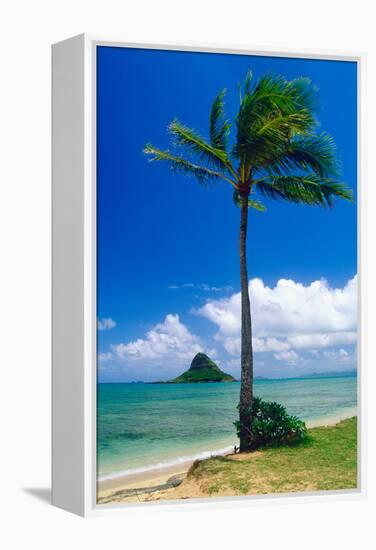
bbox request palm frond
[169,119,231,171]
[144,144,221,185]
[244,70,253,96]
[210,89,231,151]
[238,71,253,104]
[255,174,353,207]
[264,133,340,178]
[143,71,351,214]
[243,111,317,170]
[251,75,317,114]
[233,189,266,211]
[257,111,315,140]
[233,74,318,165]
[285,77,318,113]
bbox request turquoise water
[97,377,357,480]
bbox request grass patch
[188,417,357,496]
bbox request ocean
[97,376,357,481]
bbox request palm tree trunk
[238,194,253,451]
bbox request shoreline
[98,445,235,494]
[97,408,357,501]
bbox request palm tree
[143,71,352,451]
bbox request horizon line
[98,370,357,384]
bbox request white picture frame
[52,34,366,517]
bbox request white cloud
[111,314,202,363]
[196,276,357,355]
[274,350,300,363]
[221,336,240,355]
[222,335,291,355]
[98,317,116,331]
[168,283,233,292]
[322,348,350,362]
[287,331,356,349]
[98,352,113,362]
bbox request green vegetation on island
[168,353,236,383]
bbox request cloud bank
[196,275,357,356]
[111,314,203,363]
[98,276,357,380]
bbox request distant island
[299,369,357,379]
[253,370,357,381]
[110,368,357,385]
[147,363,357,385]
[253,369,357,381]
[161,353,236,383]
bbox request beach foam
[98,444,235,482]
[305,406,357,428]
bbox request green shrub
[234,397,308,450]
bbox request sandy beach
[97,446,238,504]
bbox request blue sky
[97,46,357,382]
